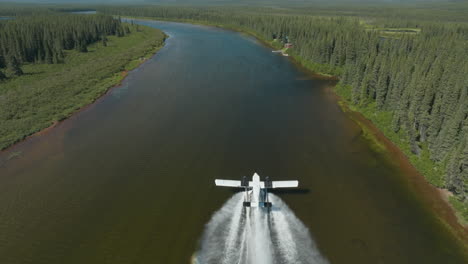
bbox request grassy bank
[335,84,468,225]
[0,24,166,150]
[335,83,447,187]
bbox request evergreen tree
[102,36,108,47]
[6,55,22,76]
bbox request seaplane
[215,173,298,208]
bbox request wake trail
[194,193,328,264]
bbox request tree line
[97,6,468,208]
[0,14,128,80]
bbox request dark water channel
[0,20,466,264]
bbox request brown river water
[0,20,466,264]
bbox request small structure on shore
[271,33,292,56]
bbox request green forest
[94,5,468,221]
[0,12,166,152]
[0,14,129,79]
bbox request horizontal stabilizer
[215,179,242,187]
[272,180,299,188]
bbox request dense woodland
[0,14,128,79]
[96,5,468,215]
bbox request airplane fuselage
[247,173,262,207]
[215,173,298,208]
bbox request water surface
[0,20,466,264]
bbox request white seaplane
[215,173,298,208]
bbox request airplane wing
[215,179,242,187]
[272,180,299,188]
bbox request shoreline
[124,17,468,246]
[0,26,166,154]
[329,88,468,246]
[1,62,141,154]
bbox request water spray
[194,193,329,264]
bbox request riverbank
[0,24,166,151]
[335,84,468,226]
[124,17,468,246]
[330,87,468,248]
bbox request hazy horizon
[0,0,464,4]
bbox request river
[0,20,466,264]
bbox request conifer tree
[102,36,108,47]
[6,55,22,76]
